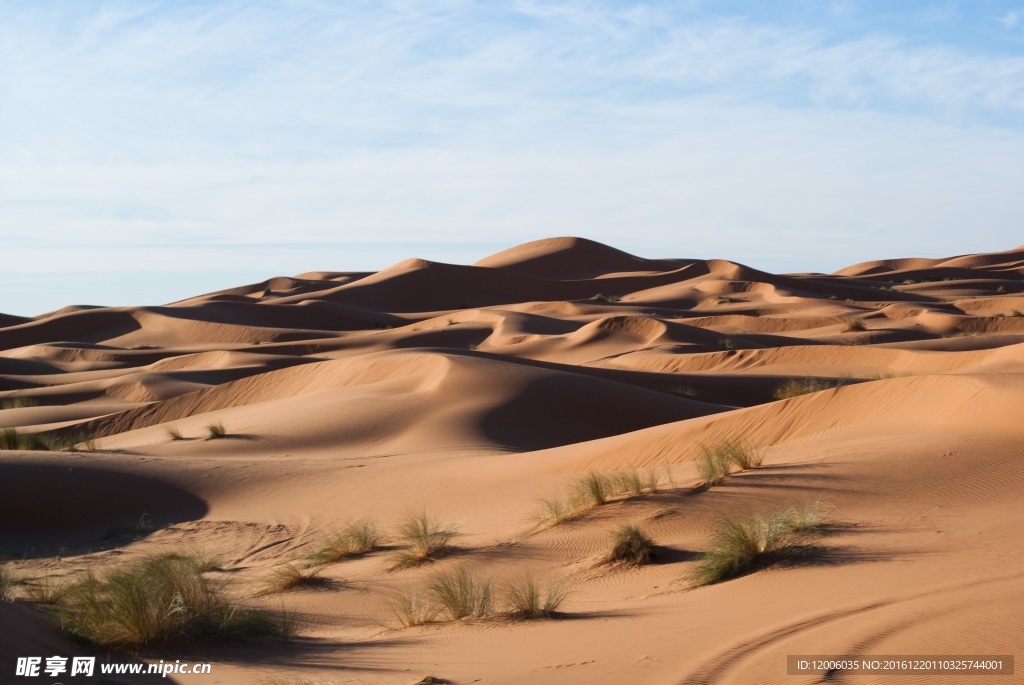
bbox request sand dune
[1,237,1021,684]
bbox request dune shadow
[0,459,207,558]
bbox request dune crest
[2,238,1022,684]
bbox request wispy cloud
[1,1,1023,314]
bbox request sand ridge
[1,237,1022,684]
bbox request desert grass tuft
[427,567,492,620]
[24,573,68,605]
[165,426,184,441]
[205,422,228,440]
[690,505,826,587]
[259,564,325,595]
[1,397,38,409]
[842,317,867,332]
[774,377,834,400]
[0,428,21,450]
[605,523,656,566]
[696,445,733,488]
[389,513,456,569]
[385,584,439,628]
[52,553,290,647]
[0,562,18,601]
[309,520,381,564]
[501,575,568,619]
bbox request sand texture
[1,237,1022,684]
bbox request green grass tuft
[52,553,291,647]
[309,520,381,564]
[690,505,827,587]
[427,567,492,620]
[385,584,439,628]
[501,575,568,619]
[388,513,456,569]
[205,422,227,440]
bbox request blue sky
[1,1,1023,315]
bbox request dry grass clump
[258,564,326,595]
[533,469,665,528]
[842,317,867,332]
[24,573,69,605]
[774,377,834,400]
[165,426,185,441]
[309,520,382,564]
[51,553,290,647]
[385,584,439,628]
[0,562,18,601]
[0,428,95,452]
[605,523,655,566]
[1,397,38,409]
[501,575,568,619]
[428,567,492,620]
[696,441,764,487]
[690,504,827,587]
[205,422,228,440]
[389,513,456,569]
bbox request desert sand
[1,236,1022,684]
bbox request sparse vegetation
[51,553,291,647]
[0,428,96,452]
[386,584,438,627]
[533,469,665,528]
[389,513,456,569]
[259,564,325,595]
[589,293,620,303]
[605,523,655,566]
[774,377,834,400]
[713,295,733,304]
[669,385,701,399]
[23,573,68,605]
[165,426,184,441]
[309,520,382,564]
[501,575,568,619]
[428,567,492,620]
[718,337,736,350]
[690,504,827,587]
[205,422,227,440]
[842,317,867,332]
[0,397,38,409]
[0,562,17,601]
[697,440,763,488]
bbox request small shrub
[996,285,1006,294]
[718,337,736,350]
[842,318,867,332]
[309,520,381,564]
[53,553,290,647]
[389,513,456,569]
[589,294,620,303]
[501,575,568,619]
[427,567,491,620]
[165,426,184,441]
[259,564,325,595]
[774,377,833,400]
[669,385,701,399]
[690,506,825,587]
[605,523,655,566]
[205,422,227,440]
[713,295,733,304]
[1011,310,1023,318]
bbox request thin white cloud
[0,1,1023,314]
[999,10,1021,28]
